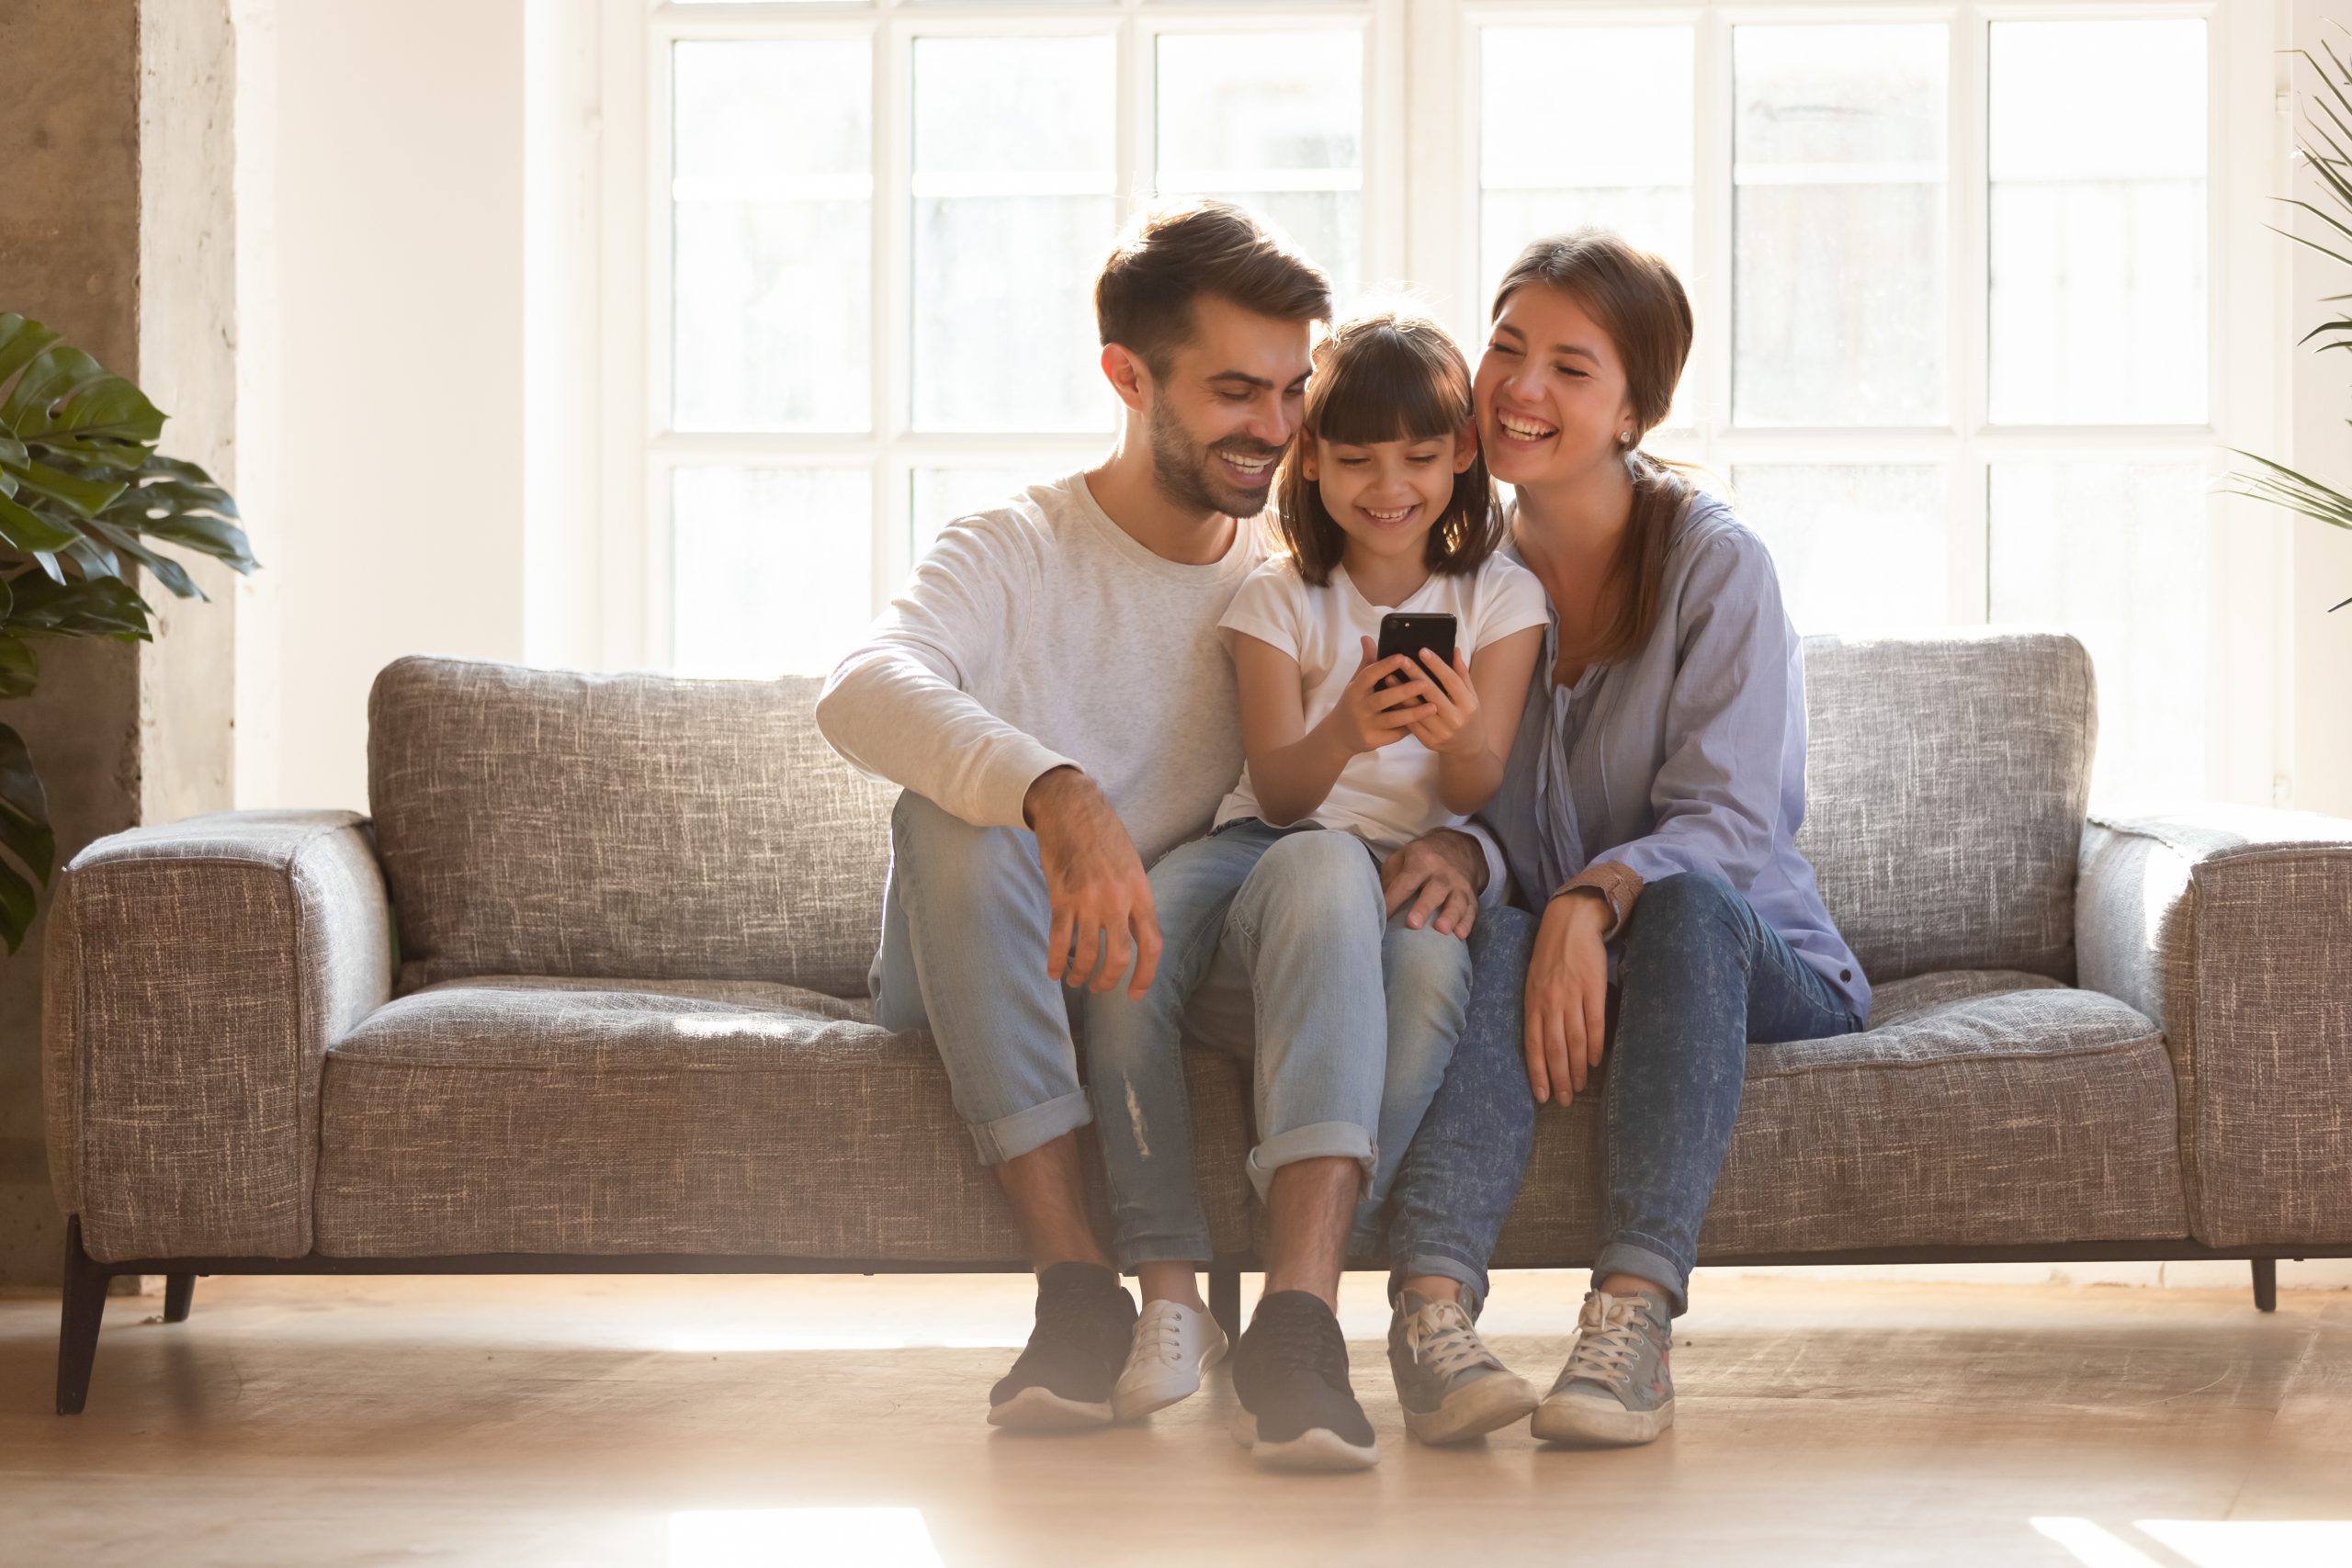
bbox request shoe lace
[1022,1278,1119,1366]
[1137,1303,1191,1367]
[1561,1291,1654,1386]
[1403,1299,1502,1383]
[1257,1302,1348,1390]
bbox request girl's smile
[1305,430,1479,584]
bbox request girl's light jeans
[1080,817,1472,1270]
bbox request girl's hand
[1322,635,1430,754]
[1402,646,1480,755]
[1524,890,1611,1106]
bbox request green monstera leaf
[0,311,259,957]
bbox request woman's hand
[1320,635,1431,755]
[1525,889,1611,1105]
[1402,646,1480,755]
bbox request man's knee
[890,790,1039,911]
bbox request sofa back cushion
[368,657,895,998]
[1796,631,2095,985]
[368,633,2093,1000]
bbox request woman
[1371,230,1872,1449]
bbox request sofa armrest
[43,810,393,1262]
[2077,806,2352,1247]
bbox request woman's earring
[1619,430,1633,446]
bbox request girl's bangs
[1310,331,1469,448]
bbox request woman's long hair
[1271,308,1502,589]
[1492,231,1707,669]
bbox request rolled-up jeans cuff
[1387,1248,1487,1315]
[1593,1237,1690,1317]
[968,1089,1093,1167]
[1114,1233,1215,1271]
[1245,1121,1374,1202]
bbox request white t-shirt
[1214,553,1549,853]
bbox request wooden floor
[2,1269,2346,1566]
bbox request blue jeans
[1080,818,1472,1269]
[871,795,1466,1261]
[1385,871,1859,1316]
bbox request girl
[1081,309,1548,1449]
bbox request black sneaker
[1228,1290,1379,1472]
[987,1262,1136,1430]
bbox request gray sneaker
[1529,1286,1676,1447]
[1386,1289,1539,1446]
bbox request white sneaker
[1112,1299,1228,1421]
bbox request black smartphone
[1374,611,1458,690]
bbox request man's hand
[1023,767,1162,998]
[1380,826,1488,940]
[1525,890,1611,1105]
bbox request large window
[604,0,2281,808]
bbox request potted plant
[2226,29,2352,614]
[0,312,260,955]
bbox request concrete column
[0,0,245,1286]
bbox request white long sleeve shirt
[817,471,1265,867]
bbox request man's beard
[1148,396,1284,520]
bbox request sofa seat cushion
[313,977,1254,1260]
[1490,970,2187,1267]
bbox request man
[816,201,1493,1471]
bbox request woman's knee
[1623,870,1747,949]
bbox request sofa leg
[2252,1258,2277,1314]
[57,1218,107,1416]
[1209,1264,1242,1345]
[163,1274,196,1324]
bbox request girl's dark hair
[1272,309,1500,588]
[1491,229,1703,670]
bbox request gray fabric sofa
[42,633,2352,1414]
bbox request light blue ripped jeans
[1080,817,1473,1270]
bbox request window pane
[673,468,874,679]
[1989,460,2208,806]
[673,41,872,434]
[1729,465,1949,635]
[1480,27,1693,293]
[1733,24,1947,427]
[912,467,1035,558]
[913,36,1115,434]
[1988,20,2206,425]
[1156,31,1363,300]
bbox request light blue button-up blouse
[1477,487,1872,1025]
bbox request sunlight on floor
[669,1508,943,1568]
[2032,1517,2352,1567]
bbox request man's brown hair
[1272,309,1501,589]
[1095,199,1331,375]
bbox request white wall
[258,0,528,811]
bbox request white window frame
[581,0,2296,806]
[593,0,1401,679]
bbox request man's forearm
[817,646,1075,830]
